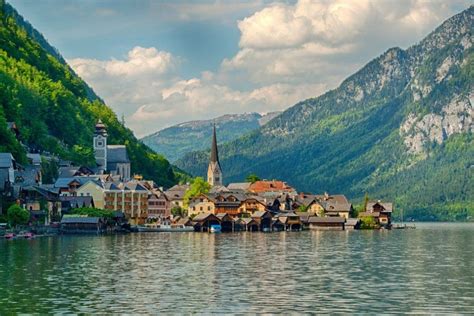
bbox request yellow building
[188,194,215,217]
[104,182,150,225]
[76,180,105,209]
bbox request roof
[26,153,41,165]
[60,196,94,209]
[242,217,257,225]
[61,216,100,224]
[107,145,130,163]
[0,153,15,168]
[193,212,218,222]
[14,166,41,186]
[227,182,251,191]
[124,181,149,192]
[249,180,295,193]
[366,201,393,213]
[316,194,352,212]
[252,210,270,218]
[345,218,360,226]
[177,217,191,225]
[359,211,381,217]
[54,176,102,189]
[209,185,230,193]
[308,217,345,224]
[216,213,233,221]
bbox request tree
[363,192,369,212]
[41,157,59,184]
[71,207,114,218]
[7,204,29,227]
[298,205,309,212]
[245,173,260,183]
[183,177,211,208]
[171,206,186,218]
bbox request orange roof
[249,180,295,193]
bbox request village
[0,120,394,237]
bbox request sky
[9,0,471,137]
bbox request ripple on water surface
[0,223,473,313]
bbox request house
[308,216,345,230]
[345,218,360,230]
[213,193,247,216]
[251,210,273,231]
[276,212,302,231]
[60,215,105,234]
[188,194,215,216]
[0,153,16,192]
[360,201,393,228]
[13,165,42,196]
[26,153,42,166]
[316,193,353,219]
[293,193,325,215]
[165,184,189,209]
[76,180,105,208]
[238,196,267,215]
[249,180,297,196]
[60,196,95,214]
[295,212,311,229]
[148,190,171,220]
[19,185,61,223]
[192,212,221,232]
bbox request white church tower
[94,119,108,173]
[207,124,223,187]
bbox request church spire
[207,123,222,187]
[210,123,219,164]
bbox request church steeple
[207,124,223,187]
[94,119,108,173]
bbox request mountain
[141,112,280,162]
[0,0,179,187]
[176,7,474,221]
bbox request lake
[1,223,473,314]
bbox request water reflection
[0,223,473,313]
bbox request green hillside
[0,0,178,187]
[176,7,474,221]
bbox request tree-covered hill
[0,0,178,187]
[141,112,280,162]
[176,6,474,221]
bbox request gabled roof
[26,153,41,165]
[60,196,94,209]
[227,182,251,191]
[14,166,41,187]
[366,201,393,213]
[124,181,149,192]
[249,180,295,193]
[193,212,219,222]
[107,145,130,163]
[0,153,15,168]
[216,213,233,221]
[252,210,271,218]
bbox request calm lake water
[1,223,473,314]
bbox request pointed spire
[210,123,219,163]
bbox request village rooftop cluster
[0,121,393,234]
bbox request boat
[24,232,35,239]
[5,233,15,239]
[209,224,222,233]
[137,224,194,232]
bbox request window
[200,207,203,211]
[97,141,103,146]
[208,206,211,211]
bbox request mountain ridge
[176,6,473,220]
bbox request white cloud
[69,0,471,138]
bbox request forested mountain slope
[142,112,280,162]
[177,6,474,220]
[0,0,178,187]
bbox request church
[207,124,223,187]
[93,120,131,181]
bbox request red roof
[249,180,294,193]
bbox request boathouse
[192,212,221,232]
[216,213,234,232]
[251,210,273,231]
[277,212,302,231]
[60,216,104,234]
[308,216,345,230]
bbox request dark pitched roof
[193,212,219,222]
[107,145,130,163]
[366,201,393,212]
[0,153,15,168]
[60,196,94,209]
[14,166,41,186]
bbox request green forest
[0,0,180,187]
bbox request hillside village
[1,120,393,234]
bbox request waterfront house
[148,190,171,220]
[239,196,267,215]
[277,212,302,231]
[308,216,345,230]
[251,210,273,231]
[242,217,259,231]
[192,212,220,232]
[103,181,150,225]
[345,218,360,230]
[213,193,246,216]
[316,193,353,219]
[60,196,95,214]
[295,212,311,229]
[19,185,62,223]
[360,201,393,227]
[216,213,234,232]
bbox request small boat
[24,232,35,239]
[5,233,15,239]
[209,224,222,233]
[137,224,194,232]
